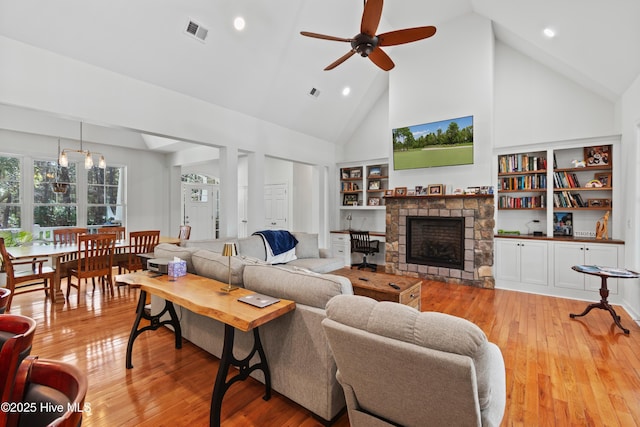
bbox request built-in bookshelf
[552,145,612,210]
[339,162,389,209]
[496,137,618,238]
[497,152,547,210]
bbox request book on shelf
[498,154,546,173]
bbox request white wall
[620,74,640,320]
[388,13,494,192]
[494,42,616,146]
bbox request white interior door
[264,183,288,229]
[183,183,216,240]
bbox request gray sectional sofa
[182,231,344,273]
[150,234,352,422]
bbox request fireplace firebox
[406,216,464,270]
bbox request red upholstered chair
[0,237,55,312]
[0,314,37,421]
[0,288,11,314]
[7,356,88,427]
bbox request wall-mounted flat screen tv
[392,115,473,170]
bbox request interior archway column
[219,146,238,238]
[246,151,265,235]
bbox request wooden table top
[116,271,295,332]
[330,267,422,294]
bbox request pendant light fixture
[59,122,106,169]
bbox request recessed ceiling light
[234,16,245,31]
[342,87,351,96]
[543,28,556,38]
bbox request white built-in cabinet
[495,239,549,286]
[495,237,624,300]
[553,242,619,293]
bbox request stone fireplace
[385,195,495,288]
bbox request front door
[183,183,217,240]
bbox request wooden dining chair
[178,225,191,240]
[118,230,160,273]
[98,226,126,241]
[53,227,88,245]
[67,233,116,304]
[0,237,55,312]
[0,314,37,415]
[7,356,88,427]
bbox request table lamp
[221,242,238,292]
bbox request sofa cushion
[291,232,319,259]
[153,243,199,273]
[286,257,345,274]
[243,264,353,309]
[191,249,247,287]
[326,294,494,410]
[183,239,239,253]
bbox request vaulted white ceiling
[1,0,638,149]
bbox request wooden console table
[570,265,639,334]
[116,271,295,426]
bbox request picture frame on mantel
[427,184,443,195]
[394,187,407,197]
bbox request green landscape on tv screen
[392,115,474,170]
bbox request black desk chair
[350,231,380,272]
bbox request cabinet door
[495,239,520,282]
[519,240,548,285]
[584,244,618,293]
[554,243,587,289]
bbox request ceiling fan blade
[324,50,356,71]
[361,0,383,36]
[378,26,437,46]
[300,31,353,43]
[368,47,394,71]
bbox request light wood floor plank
[5,278,640,426]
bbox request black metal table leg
[209,325,271,427]
[126,290,183,369]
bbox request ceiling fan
[300,0,436,71]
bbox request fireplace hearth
[385,194,495,288]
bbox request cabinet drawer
[399,283,422,309]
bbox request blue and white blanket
[253,230,299,264]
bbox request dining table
[6,236,178,303]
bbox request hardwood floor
[7,279,640,426]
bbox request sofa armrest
[319,248,332,258]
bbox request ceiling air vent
[308,88,320,99]
[185,19,208,42]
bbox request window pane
[87,167,104,185]
[88,184,104,204]
[87,166,124,226]
[0,206,20,229]
[0,156,21,229]
[33,160,77,227]
[33,205,77,227]
[87,206,107,226]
